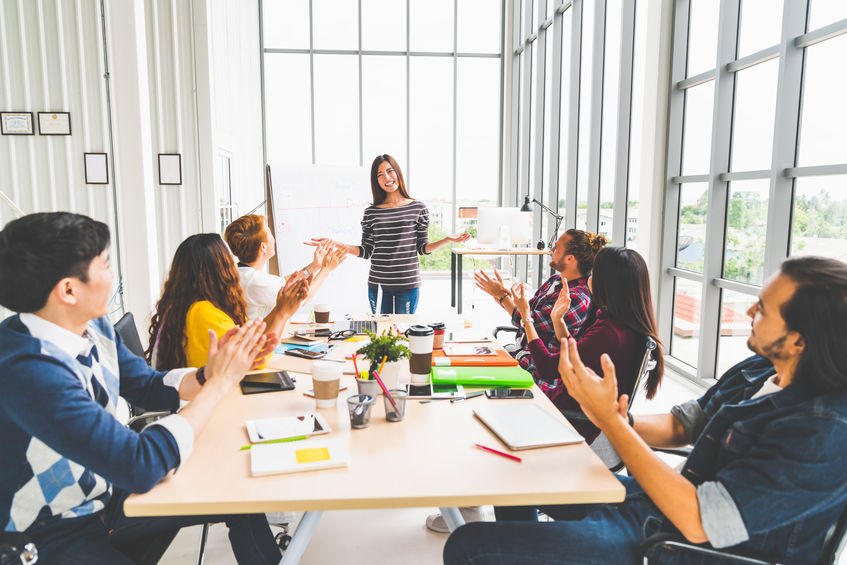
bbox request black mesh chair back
[114,312,146,359]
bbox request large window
[509,0,641,281]
[261,0,502,271]
[661,0,847,379]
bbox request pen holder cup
[383,389,408,422]
[356,378,380,399]
[347,394,375,429]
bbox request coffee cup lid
[428,322,446,330]
[406,324,434,336]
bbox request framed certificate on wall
[1,112,34,135]
[38,112,72,135]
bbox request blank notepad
[251,438,348,477]
[473,404,585,451]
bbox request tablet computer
[240,371,296,395]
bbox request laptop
[473,404,584,450]
[331,320,378,334]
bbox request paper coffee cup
[406,325,434,385]
[312,360,341,408]
[314,304,330,324]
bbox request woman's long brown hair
[146,233,247,370]
[589,246,665,399]
[369,154,411,205]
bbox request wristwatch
[195,366,206,386]
[301,266,311,277]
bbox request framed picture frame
[37,112,72,135]
[1,112,34,135]
[84,153,109,184]
[158,153,182,185]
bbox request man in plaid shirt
[475,230,605,388]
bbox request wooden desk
[125,316,623,563]
[450,248,551,314]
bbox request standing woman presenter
[309,154,469,314]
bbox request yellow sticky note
[345,336,368,342]
[295,447,331,464]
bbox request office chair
[0,532,37,565]
[641,501,847,565]
[561,336,658,471]
[113,312,211,565]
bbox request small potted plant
[356,328,410,390]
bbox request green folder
[430,365,534,388]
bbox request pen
[474,443,522,463]
[451,391,485,403]
[240,436,308,451]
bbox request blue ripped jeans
[368,286,420,314]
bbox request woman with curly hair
[146,233,308,370]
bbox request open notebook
[473,404,584,450]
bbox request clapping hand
[321,245,347,272]
[511,282,532,320]
[557,337,624,429]
[551,281,572,320]
[205,320,269,387]
[310,239,332,266]
[474,270,508,299]
[276,272,311,318]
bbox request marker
[241,436,308,451]
[474,443,522,463]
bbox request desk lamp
[520,196,563,250]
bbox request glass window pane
[791,176,847,258]
[599,0,623,244]
[731,59,778,171]
[737,0,783,58]
[262,0,310,50]
[556,8,573,216]
[362,0,406,51]
[717,289,755,378]
[457,0,501,53]
[529,41,540,202]
[541,27,554,214]
[518,48,531,200]
[362,56,407,167]
[457,58,500,207]
[797,34,847,167]
[724,180,769,285]
[808,0,847,31]
[681,82,714,175]
[410,0,454,52]
[576,0,595,231]
[677,182,708,272]
[264,54,312,164]
[627,0,648,250]
[313,55,359,166]
[671,278,702,369]
[686,0,719,77]
[410,57,453,201]
[313,0,358,50]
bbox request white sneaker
[425,507,484,533]
[266,511,298,527]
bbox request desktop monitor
[476,207,532,248]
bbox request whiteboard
[268,163,372,315]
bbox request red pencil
[371,369,400,413]
[474,443,522,463]
[351,354,359,377]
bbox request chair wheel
[275,533,291,551]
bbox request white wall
[0,0,264,338]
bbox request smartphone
[484,388,534,399]
[406,383,465,400]
[284,348,327,360]
[240,371,296,395]
[245,413,331,443]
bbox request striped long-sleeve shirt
[358,200,430,290]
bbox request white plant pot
[380,360,404,391]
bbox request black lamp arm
[530,197,563,220]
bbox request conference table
[451,248,551,314]
[124,314,624,564]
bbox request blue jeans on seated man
[25,488,281,565]
[444,475,670,565]
[368,285,420,314]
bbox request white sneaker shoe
[425,507,484,533]
[266,511,298,527]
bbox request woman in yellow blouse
[146,233,309,369]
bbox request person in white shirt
[225,214,345,319]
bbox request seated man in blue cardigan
[0,212,287,564]
[445,256,847,564]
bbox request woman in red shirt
[512,246,664,443]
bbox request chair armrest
[127,411,173,433]
[653,446,693,458]
[642,533,777,564]
[493,326,518,339]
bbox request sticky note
[295,447,331,464]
